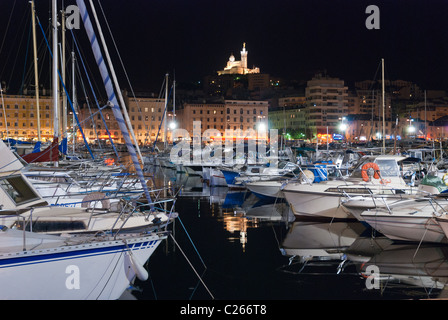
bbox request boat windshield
[0,175,40,205]
[375,159,400,177]
[349,157,400,179]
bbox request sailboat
[0,0,175,300]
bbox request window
[0,175,40,205]
[376,159,400,177]
[14,220,87,233]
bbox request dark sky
[1,0,448,95]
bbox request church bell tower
[240,42,248,70]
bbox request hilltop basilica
[217,43,260,75]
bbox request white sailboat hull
[0,230,166,300]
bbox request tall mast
[52,0,59,141]
[164,73,168,149]
[72,51,77,154]
[88,0,144,163]
[61,7,67,143]
[382,58,385,155]
[173,79,176,122]
[31,0,41,142]
[424,90,427,140]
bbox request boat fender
[81,192,110,210]
[361,162,380,182]
[128,251,149,281]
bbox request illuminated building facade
[176,100,269,139]
[305,73,349,140]
[217,43,260,75]
[0,94,54,141]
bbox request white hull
[362,211,447,243]
[283,187,354,219]
[0,229,166,300]
[184,165,203,176]
[435,215,448,240]
[246,180,285,199]
[342,197,421,222]
[281,221,365,259]
[208,168,227,187]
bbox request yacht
[282,155,423,220]
[0,140,170,299]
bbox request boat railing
[0,209,34,252]
[110,188,180,239]
[428,197,447,217]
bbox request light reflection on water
[129,162,448,300]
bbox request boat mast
[424,90,427,140]
[173,78,176,126]
[163,73,168,149]
[30,0,41,142]
[0,83,8,143]
[61,7,67,152]
[52,0,59,144]
[88,0,144,164]
[72,51,77,155]
[381,58,385,155]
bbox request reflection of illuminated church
[217,43,260,75]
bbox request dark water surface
[130,166,448,301]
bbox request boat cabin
[348,155,406,185]
[0,171,47,211]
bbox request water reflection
[154,167,292,251]
[279,220,448,299]
[146,164,448,299]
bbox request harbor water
[129,165,448,300]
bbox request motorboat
[359,197,448,243]
[282,155,426,220]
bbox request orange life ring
[361,162,380,182]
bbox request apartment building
[305,73,349,139]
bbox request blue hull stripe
[0,239,159,268]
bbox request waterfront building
[0,94,54,141]
[305,73,349,140]
[269,96,307,139]
[176,99,269,139]
[175,103,226,139]
[344,114,398,142]
[79,95,166,145]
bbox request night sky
[0,0,448,95]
